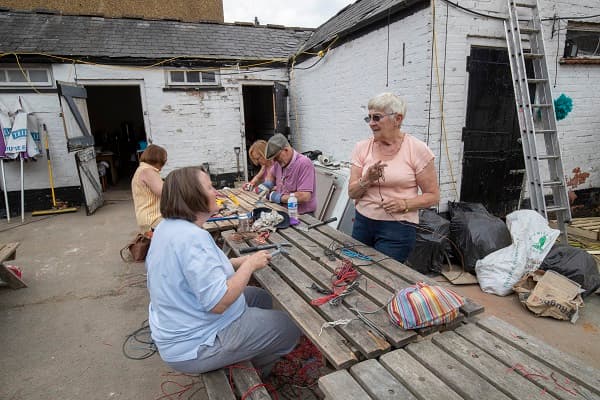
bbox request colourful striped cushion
[387,282,464,329]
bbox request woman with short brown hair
[131,144,167,233]
[147,166,300,375]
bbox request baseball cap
[265,133,290,159]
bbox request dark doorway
[242,84,288,180]
[85,85,146,189]
[461,47,527,216]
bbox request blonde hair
[248,140,267,166]
[368,93,407,117]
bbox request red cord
[241,383,279,400]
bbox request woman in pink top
[348,93,440,262]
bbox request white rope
[318,318,354,336]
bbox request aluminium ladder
[504,0,571,242]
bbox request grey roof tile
[300,0,426,52]
[0,10,313,61]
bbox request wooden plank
[0,242,19,263]
[349,359,417,400]
[432,331,557,400]
[231,361,271,400]
[271,229,417,348]
[379,349,464,400]
[477,316,600,394]
[455,323,600,400]
[222,230,358,370]
[0,263,27,289]
[256,231,392,358]
[319,370,374,400]
[406,340,513,400]
[297,214,485,317]
[202,369,236,400]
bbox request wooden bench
[0,242,26,289]
[202,361,272,400]
[319,315,600,400]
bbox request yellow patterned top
[131,162,162,232]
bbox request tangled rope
[311,261,360,306]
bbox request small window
[564,21,600,58]
[0,66,53,87]
[167,70,220,86]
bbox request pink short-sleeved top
[351,134,435,223]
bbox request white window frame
[0,65,54,87]
[166,69,220,87]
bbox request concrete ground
[1,187,599,400]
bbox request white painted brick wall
[0,63,288,191]
[290,0,600,211]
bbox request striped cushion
[387,282,464,329]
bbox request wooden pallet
[550,217,600,241]
[0,242,26,289]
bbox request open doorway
[241,83,288,180]
[242,85,275,179]
[85,85,146,190]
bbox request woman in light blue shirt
[146,166,300,376]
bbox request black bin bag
[448,202,512,273]
[406,209,451,274]
[541,244,600,297]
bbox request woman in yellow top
[242,140,273,191]
[131,144,167,233]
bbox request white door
[57,81,103,215]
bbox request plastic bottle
[287,193,299,225]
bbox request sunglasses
[364,112,396,123]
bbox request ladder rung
[543,180,563,187]
[523,53,545,59]
[546,206,568,213]
[531,103,552,108]
[514,2,536,8]
[527,78,547,83]
[535,129,556,134]
[520,27,540,34]
[538,154,560,160]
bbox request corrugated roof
[0,10,313,61]
[299,0,426,52]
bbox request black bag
[406,209,451,274]
[120,233,151,263]
[541,244,600,297]
[449,202,512,273]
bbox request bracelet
[402,199,409,213]
[358,178,369,189]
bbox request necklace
[374,133,405,158]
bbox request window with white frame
[564,21,600,58]
[166,69,219,86]
[0,66,53,87]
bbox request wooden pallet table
[221,190,484,370]
[319,315,600,400]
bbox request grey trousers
[166,286,301,376]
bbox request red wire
[241,383,279,400]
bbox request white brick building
[289,0,600,214]
[0,10,310,214]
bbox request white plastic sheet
[475,209,560,296]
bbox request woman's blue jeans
[352,211,416,263]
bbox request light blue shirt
[146,218,246,362]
